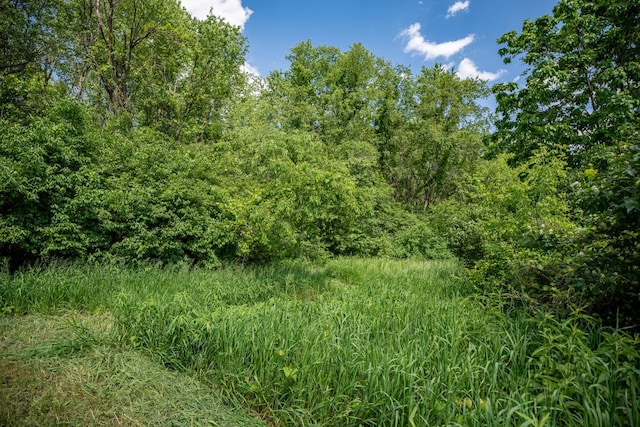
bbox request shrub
[389,222,453,260]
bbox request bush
[567,143,640,326]
[0,99,100,270]
[428,154,583,311]
[389,222,453,260]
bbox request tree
[267,43,491,212]
[0,0,69,120]
[56,1,247,139]
[63,0,189,115]
[0,0,62,79]
[159,15,247,142]
[385,66,490,211]
[492,0,640,325]
[492,0,640,165]
[267,41,360,140]
[264,42,390,210]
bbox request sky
[180,0,558,84]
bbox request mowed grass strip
[0,313,266,426]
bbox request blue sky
[181,0,558,84]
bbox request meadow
[1,258,639,426]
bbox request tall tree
[0,0,67,120]
[267,41,340,135]
[492,0,640,324]
[386,66,490,210]
[0,0,62,79]
[267,42,384,144]
[161,15,247,142]
[492,0,640,165]
[58,1,247,139]
[65,0,189,114]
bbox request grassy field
[1,258,639,426]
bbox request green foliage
[524,311,640,426]
[3,0,640,421]
[65,0,191,114]
[568,143,640,325]
[88,133,233,266]
[429,200,488,266]
[0,99,99,268]
[1,2,485,269]
[388,222,453,260]
[137,14,248,142]
[0,0,62,80]
[5,259,637,426]
[218,124,366,260]
[429,152,579,301]
[226,85,424,261]
[492,0,640,164]
[267,41,491,214]
[381,66,490,211]
[8,0,639,331]
[267,41,378,145]
[490,0,640,325]
[0,81,427,269]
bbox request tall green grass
[2,258,639,426]
[0,260,333,314]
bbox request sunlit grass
[1,258,638,426]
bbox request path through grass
[1,258,639,426]
[0,313,266,426]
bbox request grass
[0,313,266,426]
[1,258,639,426]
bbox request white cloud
[446,1,470,18]
[441,62,455,71]
[241,63,265,94]
[400,23,474,60]
[181,0,253,28]
[455,58,506,81]
[241,62,260,77]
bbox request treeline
[1,0,463,266]
[1,0,638,326]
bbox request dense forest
[1,0,639,328]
